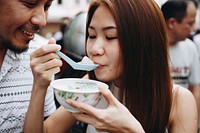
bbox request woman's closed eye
[89,36,118,40]
[106,36,118,40]
[89,35,96,39]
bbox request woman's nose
[31,8,47,27]
[89,38,104,56]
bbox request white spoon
[55,51,99,71]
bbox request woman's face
[86,5,123,83]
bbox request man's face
[0,0,53,53]
[173,2,197,42]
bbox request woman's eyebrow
[103,26,117,31]
[88,25,117,31]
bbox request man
[161,0,200,116]
[0,1,56,132]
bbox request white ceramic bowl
[51,78,108,113]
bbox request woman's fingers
[72,112,97,124]
[67,86,121,116]
[67,100,100,125]
[67,99,101,116]
[98,86,120,107]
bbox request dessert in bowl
[51,78,108,113]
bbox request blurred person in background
[191,29,200,61]
[0,0,56,132]
[23,0,198,133]
[161,0,200,131]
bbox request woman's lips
[95,64,104,70]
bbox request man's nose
[31,8,47,27]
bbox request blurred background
[40,0,200,40]
[40,0,90,39]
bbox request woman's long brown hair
[86,0,172,132]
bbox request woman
[23,0,198,133]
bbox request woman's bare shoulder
[172,84,196,103]
[168,84,198,132]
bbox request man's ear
[166,18,177,30]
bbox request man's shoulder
[178,38,196,46]
[177,38,197,51]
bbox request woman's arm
[169,85,198,133]
[44,106,77,133]
[189,84,200,113]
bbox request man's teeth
[21,29,34,37]
[24,31,33,36]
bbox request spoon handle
[55,51,75,67]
